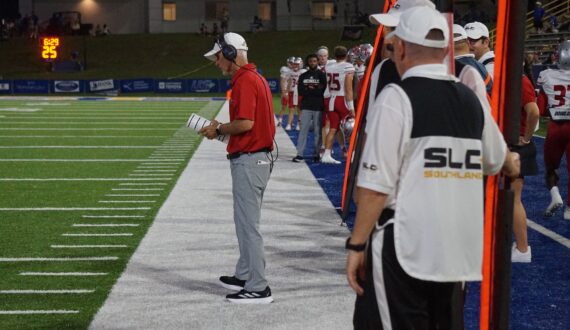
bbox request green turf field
[0,98,221,329]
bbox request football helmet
[359,43,374,62]
[559,40,570,70]
[341,117,356,140]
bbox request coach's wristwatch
[215,123,222,137]
[345,237,366,252]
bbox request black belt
[227,148,271,160]
[378,208,395,226]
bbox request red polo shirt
[227,63,276,154]
[520,75,536,136]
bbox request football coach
[200,32,275,304]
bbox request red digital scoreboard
[41,37,60,61]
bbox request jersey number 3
[553,85,570,106]
[327,73,340,91]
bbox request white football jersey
[325,61,355,97]
[538,68,570,113]
[355,63,366,80]
[280,66,291,79]
[288,68,307,97]
[280,66,291,92]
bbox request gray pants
[230,151,271,291]
[296,109,323,157]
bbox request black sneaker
[292,155,304,162]
[226,286,273,304]
[219,275,246,291]
[312,156,320,163]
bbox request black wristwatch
[345,237,366,252]
[215,125,222,136]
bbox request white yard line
[0,128,177,131]
[0,135,170,138]
[0,290,94,294]
[72,224,139,227]
[0,159,181,163]
[0,122,181,125]
[51,244,129,248]
[0,257,118,262]
[98,201,156,203]
[111,188,164,191]
[119,183,167,185]
[140,163,181,165]
[106,194,160,197]
[0,146,160,149]
[82,215,145,219]
[0,178,171,181]
[62,233,133,237]
[527,219,570,249]
[0,207,150,211]
[133,170,176,172]
[128,174,173,177]
[20,272,108,276]
[0,310,80,315]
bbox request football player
[277,57,294,127]
[285,57,307,131]
[538,40,570,219]
[321,46,355,164]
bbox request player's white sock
[545,186,564,217]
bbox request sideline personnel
[345,7,520,328]
[200,32,275,304]
[294,53,327,163]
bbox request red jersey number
[327,73,340,91]
[553,85,570,107]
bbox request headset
[216,33,279,169]
[216,34,238,62]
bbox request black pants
[353,223,464,330]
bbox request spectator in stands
[95,24,102,36]
[534,2,546,33]
[102,24,110,36]
[29,21,38,39]
[221,8,229,33]
[212,22,219,36]
[546,14,559,33]
[542,51,558,66]
[558,9,570,31]
[71,19,81,36]
[200,23,209,36]
[251,16,263,33]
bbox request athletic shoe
[544,199,563,217]
[319,147,325,158]
[511,243,531,263]
[226,286,273,304]
[219,275,246,291]
[312,156,320,163]
[321,154,341,164]
[285,124,292,131]
[564,207,570,220]
[296,124,300,131]
[276,119,282,127]
[292,155,304,163]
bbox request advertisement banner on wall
[188,79,219,93]
[0,80,12,94]
[219,79,232,93]
[266,78,279,93]
[120,79,153,93]
[155,80,186,93]
[53,80,82,93]
[87,79,116,93]
[13,80,50,94]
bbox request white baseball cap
[369,0,436,27]
[453,24,468,42]
[204,32,248,61]
[464,21,489,39]
[387,6,449,49]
